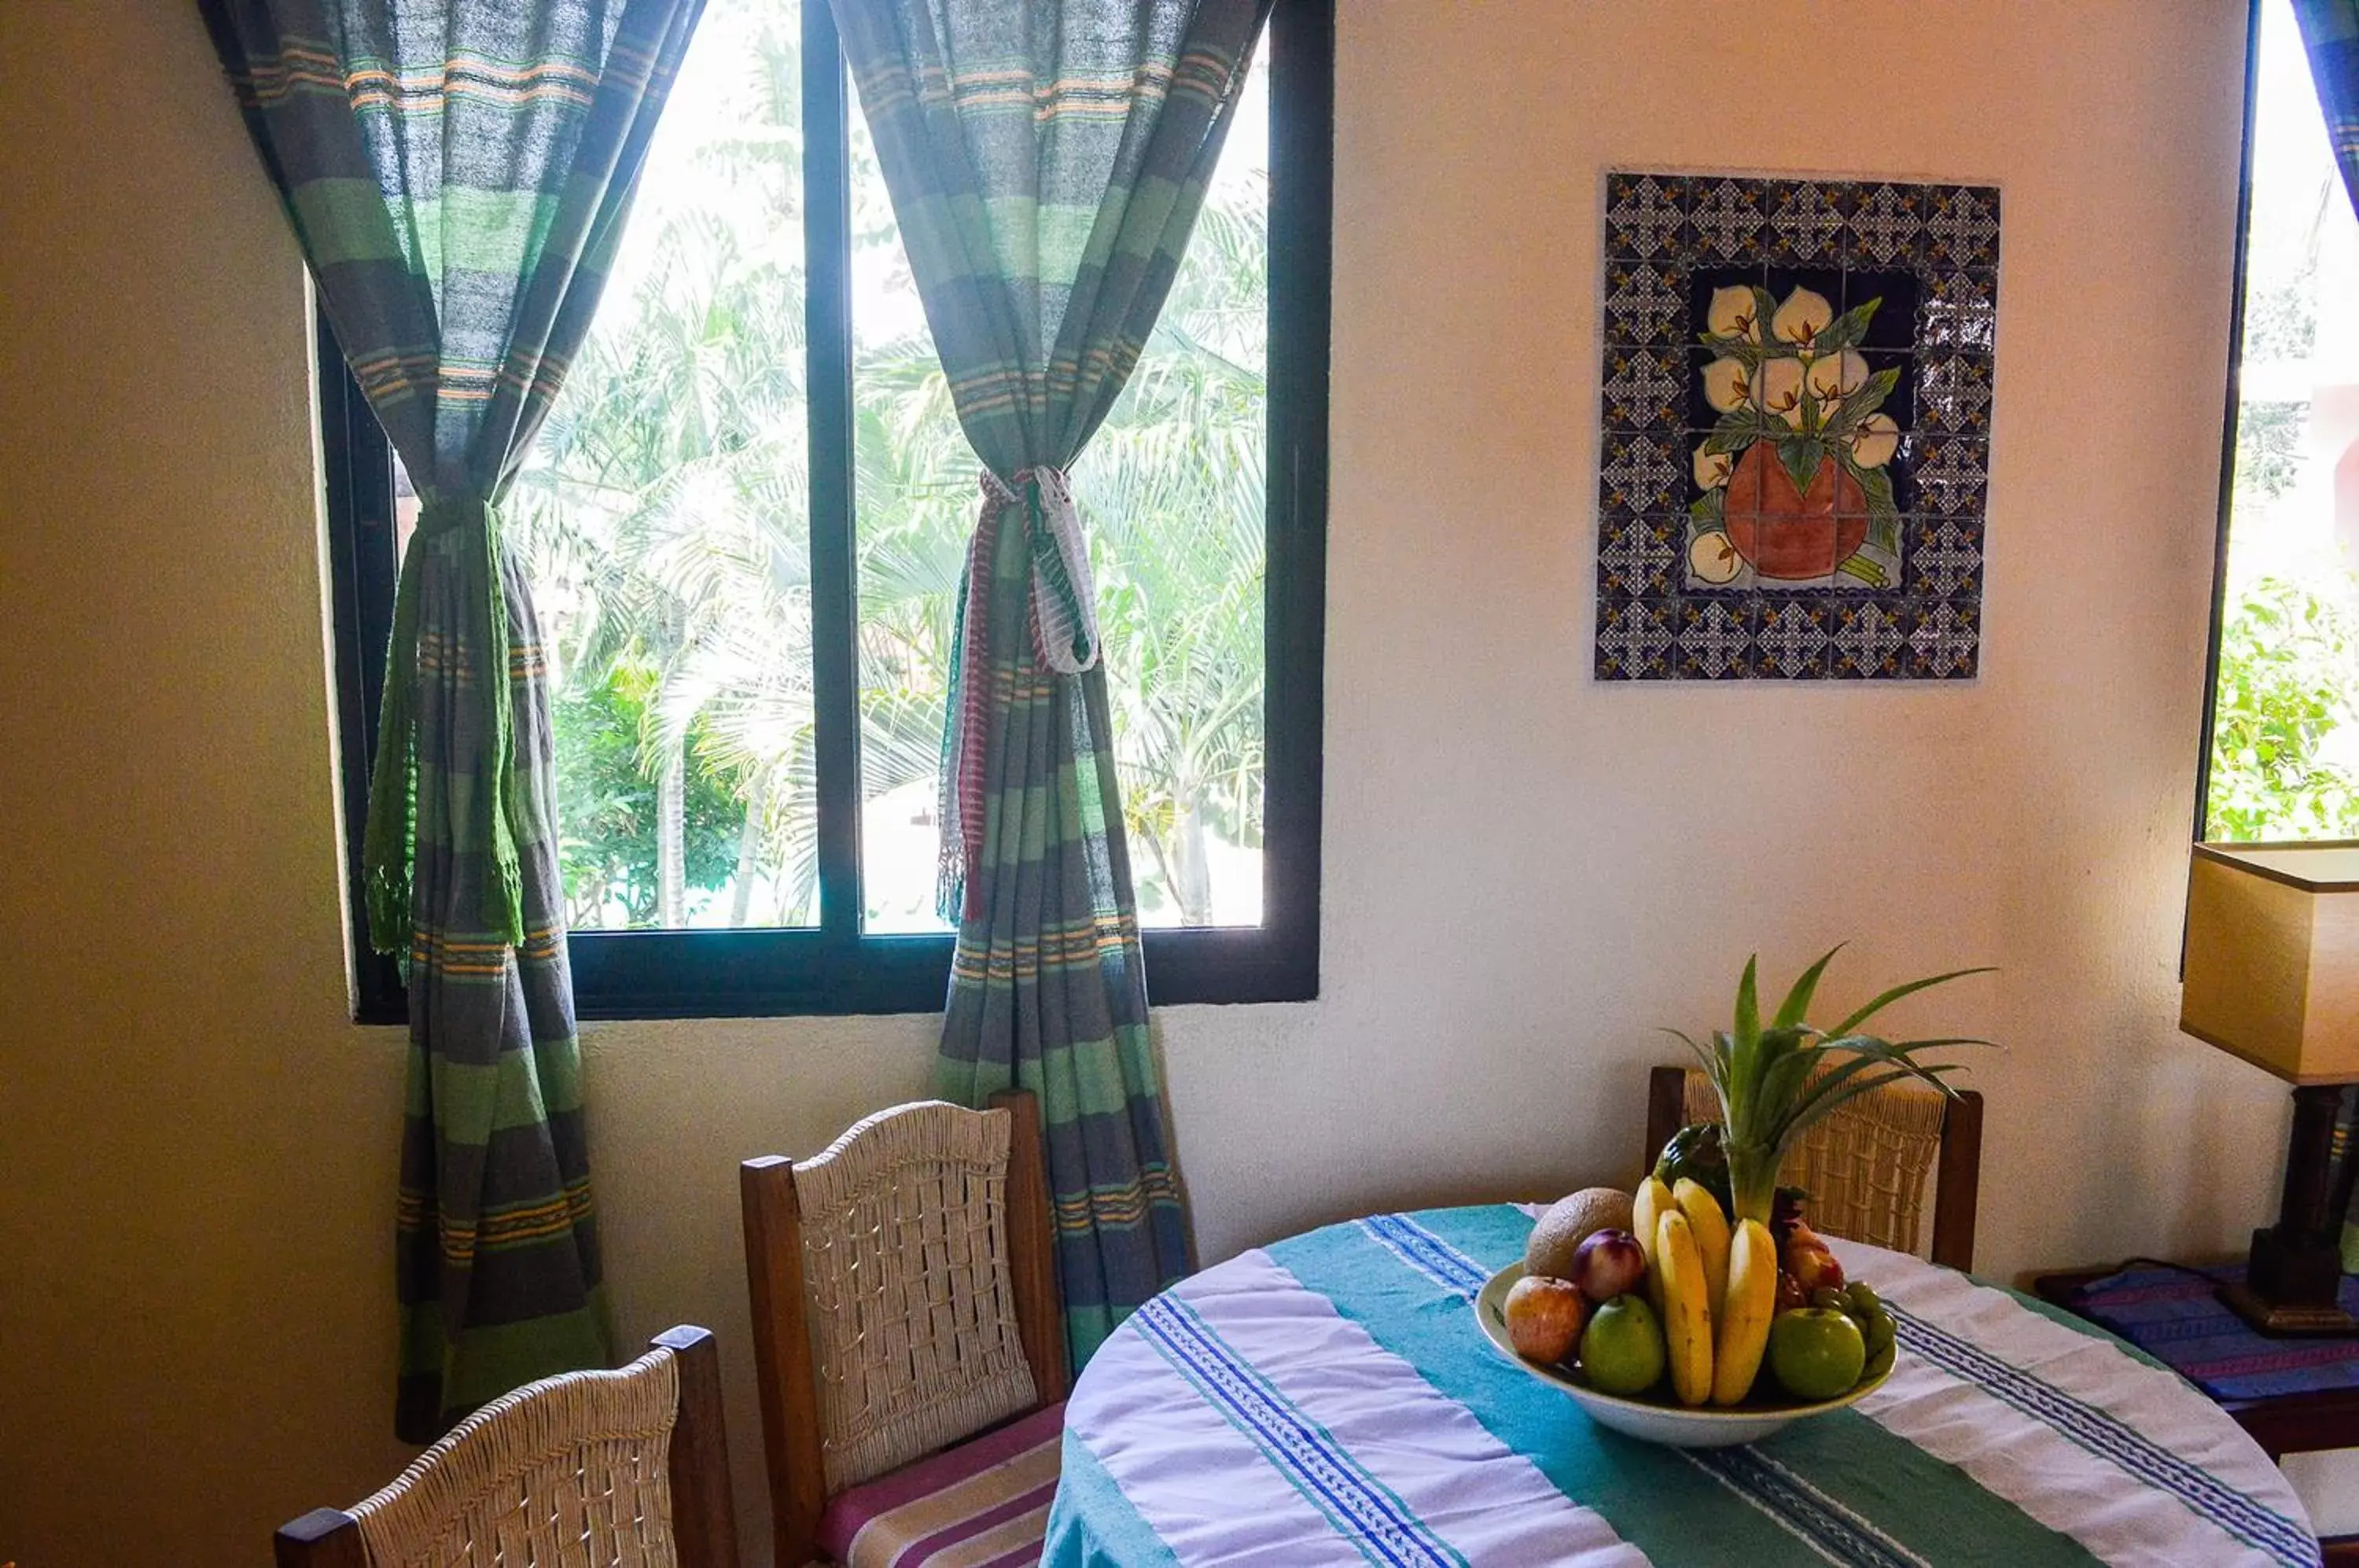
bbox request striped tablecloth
[1044,1204,2321,1567]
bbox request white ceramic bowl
[1474,1264,1892,1448]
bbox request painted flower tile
[1597,171,1999,682]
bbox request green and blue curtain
[199,0,701,1440]
[2293,0,2359,1271]
[2298,0,2359,209]
[830,0,1268,1367]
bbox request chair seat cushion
[817,1401,1065,1568]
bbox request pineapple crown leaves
[1665,947,1997,1159]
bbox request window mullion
[1261,0,1330,989]
[803,0,863,949]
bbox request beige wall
[0,2,2281,1563]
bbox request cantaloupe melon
[1525,1187,1636,1281]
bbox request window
[322,0,1330,1019]
[2202,0,2359,841]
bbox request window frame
[2195,0,2268,844]
[323,0,1330,1021]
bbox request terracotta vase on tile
[1723,441,1868,580]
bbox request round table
[1044,1204,2322,1566]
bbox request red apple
[1504,1275,1590,1365]
[1787,1242,1846,1296]
[1787,1219,1830,1253]
[1570,1228,1648,1303]
[1781,1219,1848,1295]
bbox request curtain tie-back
[979,464,1101,677]
[361,491,527,955]
[410,495,491,539]
[937,465,1103,922]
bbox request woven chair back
[348,1344,683,1568]
[1677,1067,1948,1254]
[790,1100,1040,1491]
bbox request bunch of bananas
[1633,1173,1777,1406]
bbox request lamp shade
[2182,841,2359,1085]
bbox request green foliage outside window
[2206,574,2359,841]
[2233,401,2309,506]
[506,4,1266,929]
[551,671,746,929]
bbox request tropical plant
[506,2,817,929]
[2233,401,2309,505]
[2206,573,2359,841]
[549,669,743,928]
[505,0,1272,931]
[1665,948,1992,1226]
[845,138,1272,927]
[1080,182,1269,923]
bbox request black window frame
[2195,0,2268,845]
[322,0,1330,1021]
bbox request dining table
[1042,1203,2324,1566]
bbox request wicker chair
[741,1091,1068,1568]
[1644,1064,1985,1271]
[272,1326,740,1568]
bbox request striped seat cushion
[816,1401,1065,1568]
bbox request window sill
[351,925,1317,1022]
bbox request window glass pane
[2208,0,2359,840]
[848,51,1272,931]
[492,0,815,930]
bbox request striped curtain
[830,0,1267,1367]
[198,0,701,1440]
[2298,0,2359,209]
[2292,2,2359,1272]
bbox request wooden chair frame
[1644,1064,1985,1272]
[272,1325,740,1568]
[741,1089,1068,1568]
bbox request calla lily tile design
[1599,172,2000,682]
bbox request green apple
[1846,1281,1897,1362]
[1581,1294,1668,1396]
[1768,1307,1866,1401]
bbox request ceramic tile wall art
[1595,171,1998,680]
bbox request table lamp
[2181,841,2359,1336]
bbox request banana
[1654,1208,1715,1406]
[1671,1178,1732,1322]
[1712,1218,1778,1405]
[1632,1176,1674,1311]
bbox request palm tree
[845,162,1273,927]
[506,0,1274,933]
[1079,175,1270,925]
[506,2,815,928]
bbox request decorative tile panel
[1605,173,1690,261]
[1595,171,1999,682]
[1605,263,1691,345]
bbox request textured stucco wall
[0,2,2276,1562]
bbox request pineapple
[1666,948,1992,1227]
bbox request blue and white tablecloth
[1044,1204,2321,1566]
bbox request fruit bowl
[1474,1264,1891,1448]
